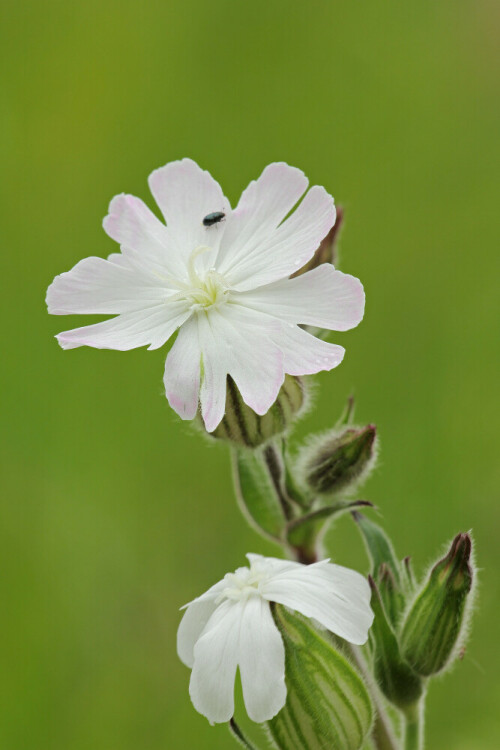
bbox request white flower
[177,553,374,724]
[47,160,365,431]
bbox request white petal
[189,599,242,724]
[275,324,345,375]
[196,312,229,432]
[46,256,169,315]
[56,304,190,351]
[238,596,287,722]
[163,317,201,420]
[197,307,284,431]
[103,193,186,280]
[148,159,230,255]
[236,264,365,330]
[220,185,336,291]
[261,560,374,645]
[177,597,220,669]
[246,553,303,575]
[216,162,308,274]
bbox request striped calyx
[400,533,474,677]
[266,605,373,750]
[209,375,306,448]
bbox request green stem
[346,645,400,750]
[403,701,424,750]
[263,442,294,521]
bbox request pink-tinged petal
[215,306,285,415]
[103,193,185,279]
[221,185,336,291]
[163,317,201,421]
[275,324,345,375]
[196,312,229,432]
[46,256,169,316]
[216,162,308,273]
[189,599,243,724]
[56,304,190,351]
[236,264,365,331]
[197,306,284,430]
[261,560,374,645]
[238,596,287,722]
[148,159,231,254]
[106,252,131,267]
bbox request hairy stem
[263,442,293,521]
[403,701,424,750]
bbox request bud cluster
[352,511,476,717]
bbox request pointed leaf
[368,578,423,709]
[351,512,402,586]
[232,448,285,540]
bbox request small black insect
[202,211,226,227]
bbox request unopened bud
[267,604,373,750]
[291,206,344,277]
[210,375,306,448]
[304,424,377,495]
[401,533,474,676]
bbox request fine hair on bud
[298,423,379,497]
[400,531,477,677]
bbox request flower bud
[267,604,373,750]
[401,533,474,677]
[291,206,344,277]
[304,424,377,496]
[209,375,306,448]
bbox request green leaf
[231,448,285,540]
[351,512,402,586]
[267,606,373,750]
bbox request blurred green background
[1,0,499,748]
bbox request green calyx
[209,375,306,448]
[266,605,373,750]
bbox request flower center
[173,246,229,312]
[219,568,268,602]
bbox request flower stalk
[403,701,424,750]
